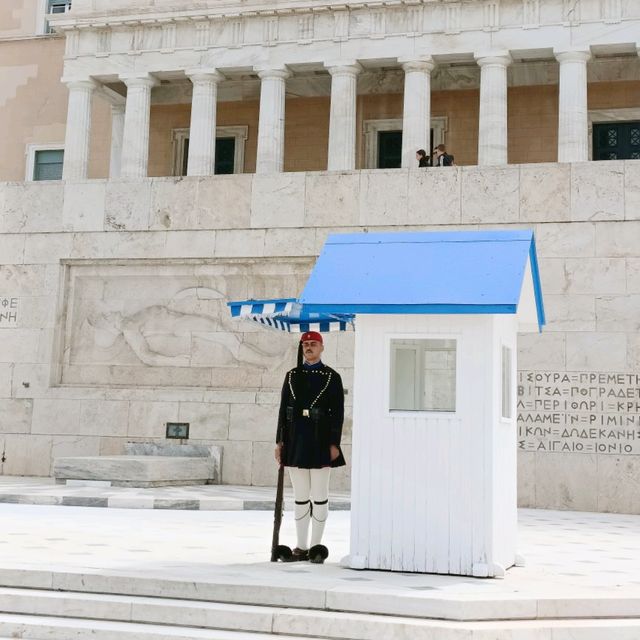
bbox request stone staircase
[1,582,640,639]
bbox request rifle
[271,464,292,562]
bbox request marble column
[326,62,361,171]
[120,73,158,179]
[62,79,97,180]
[186,68,223,176]
[555,50,591,163]
[475,52,511,166]
[255,68,291,174]
[109,103,125,178]
[400,58,435,169]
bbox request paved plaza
[0,498,639,638]
[0,502,639,591]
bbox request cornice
[51,0,640,67]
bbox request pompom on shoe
[271,545,293,562]
[308,544,329,564]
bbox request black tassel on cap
[296,340,304,368]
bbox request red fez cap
[300,331,323,344]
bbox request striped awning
[227,298,354,333]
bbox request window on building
[501,346,513,420]
[33,149,64,181]
[178,137,237,176]
[377,130,402,168]
[375,128,436,169]
[390,338,456,412]
[172,126,247,176]
[46,0,72,33]
[593,121,640,160]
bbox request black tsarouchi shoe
[290,547,309,561]
[308,544,329,564]
[272,544,293,562]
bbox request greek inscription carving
[0,297,18,325]
[518,371,640,455]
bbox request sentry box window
[501,346,513,420]
[166,422,189,439]
[390,338,456,412]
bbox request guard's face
[301,340,323,364]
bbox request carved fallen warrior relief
[57,259,311,387]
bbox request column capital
[399,58,435,73]
[119,73,159,89]
[62,78,98,92]
[255,67,291,81]
[554,49,591,64]
[185,68,224,84]
[325,61,363,76]
[474,51,512,67]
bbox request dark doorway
[180,136,236,175]
[377,130,402,168]
[215,137,236,174]
[377,128,436,168]
[593,121,640,160]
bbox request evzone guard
[273,331,345,564]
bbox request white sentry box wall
[349,313,518,577]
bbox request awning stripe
[228,298,354,334]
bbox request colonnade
[61,48,596,180]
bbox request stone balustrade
[1,161,639,236]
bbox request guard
[274,331,345,563]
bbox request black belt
[287,407,326,420]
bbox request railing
[1,161,638,236]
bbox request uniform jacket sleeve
[276,374,290,444]
[329,372,345,446]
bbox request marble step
[0,613,312,640]
[53,455,219,487]
[1,592,640,640]
[2,567,640,624]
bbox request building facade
[0,0,639,513]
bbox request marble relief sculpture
[62,267,301,386]
[86,300,285,369]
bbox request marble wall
[0,161,639,511]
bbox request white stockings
[287,467,331,550]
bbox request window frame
[588,108,640,160]
[386,332,460,418]
[501,344,513,421]
[25,143,65,181]
[171,126,248,176]
[363,117,448,169]
[37,0,72,35]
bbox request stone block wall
[0,161,639,512]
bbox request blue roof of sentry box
[299,229,545,331]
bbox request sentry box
[229,229,545,577]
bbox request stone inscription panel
[518,370,640,455]
[0,297,18,325]
[59,259,313,388]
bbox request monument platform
[0,503,638,639]
[0,477,351,510]
[52,443,223,488]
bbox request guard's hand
[330,445,340,462]
[275,443,283,465]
